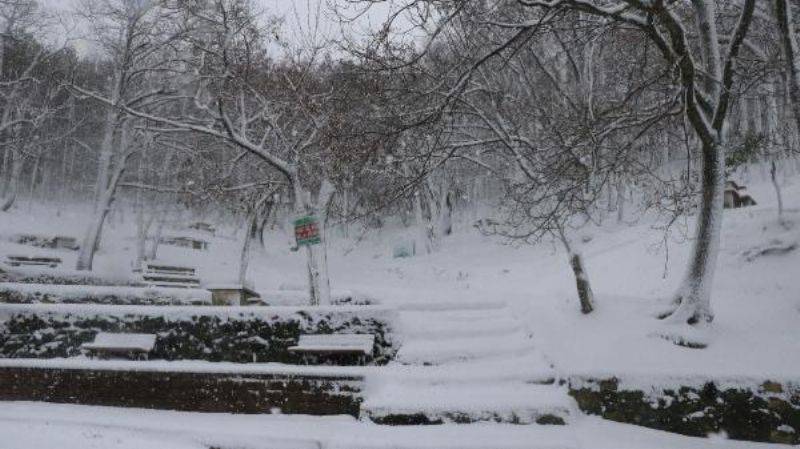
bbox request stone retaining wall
[569,376,800,445]
[0,365,363,416]
[0,304,396,365]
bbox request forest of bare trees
[1,0,799,330]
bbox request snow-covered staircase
[363,302,575,424]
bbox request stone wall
[0,366,362,415]
[569,376,800,445]
[0,305,396,365]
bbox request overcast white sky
[38,0,416,56]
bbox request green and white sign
[294,215,321,246]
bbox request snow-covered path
[0,401,777,449]
[364,301,574,424]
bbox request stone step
[397,301,508,312]
[395,332,540,365]
[397,312,523,340]
[373,355,555,385]
[362,382,574,425]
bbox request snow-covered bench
[136,262,200,289]
[82,332,157,360]
[9,234,79,250]
[5,255,62,268]
[289,334,375,364]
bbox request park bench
[5,254,62,268]
[82,332,157,360]
[136,262,201,289]
[160,235,209,251]
[10,234,79,250]
[288,334,375,364]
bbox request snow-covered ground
[0,401,778,449]
[1,172,799,447]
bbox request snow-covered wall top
[0,303,394,320]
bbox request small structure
[5,255,62,268]
[136,261,201,288]
[10,234,79,251]
[82,332,157,360]
[724,181,757,209]
[52,236,79,250]
[245,296,268,306]
[392,240,416,258]
[188,222,216,236]
[160,235,209,251]
[289,334,375,364]
[207,283,261,306]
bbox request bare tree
[70,0,188,270]
[350,0,758,327]
[73,0,384,305]
[0,0,63,211]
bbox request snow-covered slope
[2,175,798,378]
[1,173,798,447]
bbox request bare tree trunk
[557,228,595,314]
[0,146,10,198]
[771,160,785,225]
[76,151,130,271]
[667,139,724,325]
[76,192,113,271]
[146,218,164,260]
[776,0,800,138]
[294,178,334,306]
[413,189,432,255]
[93,114,117,210]
[439,190,453,237]
[27,155,40,210]
[238,210,260,286]
[135,211,155,267]
[92,68,123,210]
[0,151,23,212]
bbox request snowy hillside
[1,173,798,448]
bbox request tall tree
[71,0,188,270]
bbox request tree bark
[146,218,164,260]
[76,152,130,271]
[0,151,23,212]
[771,160,785,225]
[135,212,155,267]
[558,227,595,314]
[294,178,333,306]
[413,189,432,255]
[570,252,595,315]
[668,139,724,325]
[238,212,257,286]
[76,192,114,271]
[776,0,800,138]
[92,73,123,210]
